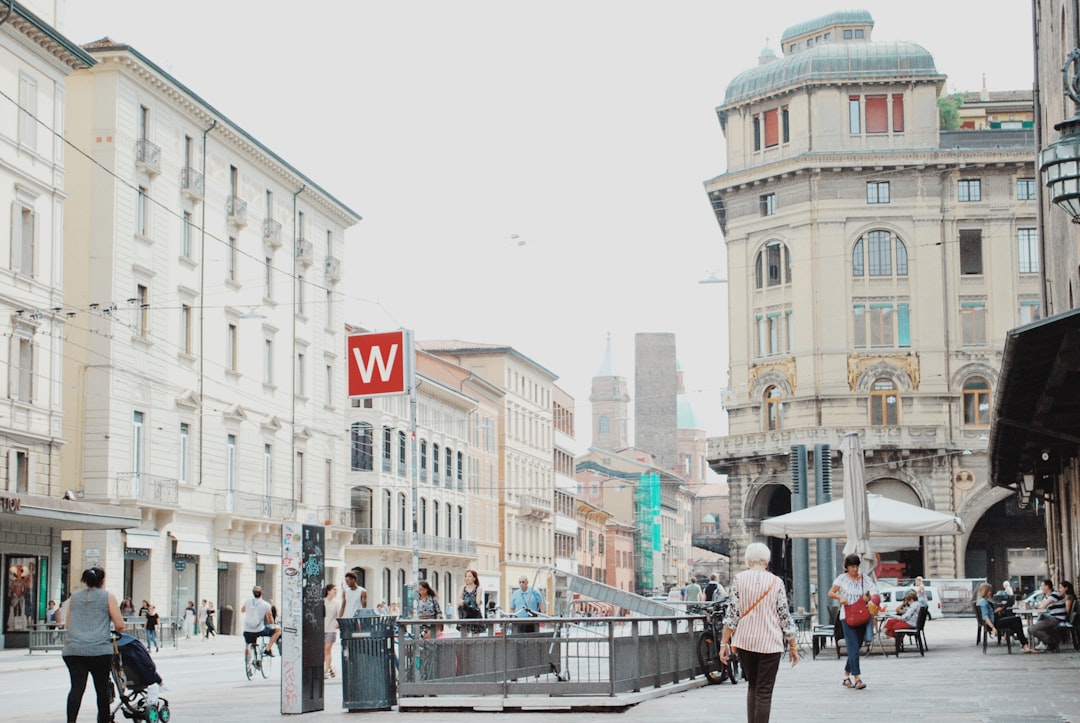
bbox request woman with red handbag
[828,553,874,690]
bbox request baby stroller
[110,633,170,722]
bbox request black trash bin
[339,612,397,711]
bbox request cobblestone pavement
[2,618,1077,721]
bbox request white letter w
[352,343,398,383]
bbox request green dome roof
[702,513,718,524]
[677,397,700,430]
[780,10,874,45]
[723,41,940,106]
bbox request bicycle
[245,636,273,680]
[696,599,739,685]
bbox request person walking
[415,580,444,639]
[338,570,367,619]
[62,566,125,723]
[828,553,874,690]
[144,604,160,652]
[509,576,544,634]
[323,583,338,678]
[182,600,196,639]
[197,599,208,637]
[719,543,798,723]
[204,601,216,639]
[457,569,485,637]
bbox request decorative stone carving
[748,358,797,395]
[847,352,920,391]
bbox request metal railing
[262,218,282,247]
[116,473,179,506]
[348,528,476,555]
[226,195,248,226]
[396,614,703,698]
[180,166,204,199]
[136,138,161,174]
[218,490,295,520]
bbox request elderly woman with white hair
[720,542,798,723]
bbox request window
[760,193,776,216]
[782,106,790,143]
[420,497,427,534]
[136,284,149,338]
[296,351,305,395]
[763,108,779,147]
[866,182,890,204]
[892,94,905,132]
[765,386,782,431]
[227,236,238,281]
[853,231,907,277]
[351,422,374,471]
[865,95,888,133]
[325,363,334,406]
[182,211,193,259]
[296,450,304,501]
[12,335,33,402]
[433,500,440,537]
[961,302,987,346]
[179,422,190,484]
[297,273,305,315]
[958,179,981,202]
[18,72,37,150]
[1018,228,1039,273]
[398,431,407,476]
[227,323,238,370]
[869,378,898,426]
[1017,178,1036,200]
[1019,300,1042,325]
[132,411,145,478]
[264,258,273,300]
[843,29,852,39]
[853,302,910,348]
[180,304,192,355]
[753,115,761,151]
[432,443,440,479]
[137,186,149,237]
[962,377,992,426]
[445,447,453,486]
[263,444,272,499]
[959,230,983,275]
[11,203,36,277]
[399,492,407,530]
[420,439,428,483]
[855,29,864,38]
[229,165,239,197]
[756,312,791,357]
[754,241,791,287]
[264,338,273,384]
[849,96,861,133]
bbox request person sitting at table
[976,582,1038,653]
[1030,579,1070,651]
[883,590,923,637]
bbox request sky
[60,1,1035,452]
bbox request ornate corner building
[704,10,1046,587]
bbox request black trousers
[738,649,783,723]
[63,653,113,723]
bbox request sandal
[842,677,854,688]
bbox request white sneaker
[1034,642,1047,651]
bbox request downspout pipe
[198,120,217,488]
[291,185,306,503]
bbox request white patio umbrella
[842,432,876,576]
[758,494,966,539]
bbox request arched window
[963,377,992,426]
[853,231,908,277]
[433,500,440,537]
[870,378,899,426]
[755,241,792,288]
[384,489,392,529]
[765,385,782,431]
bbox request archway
[965,497,1047,598]
[754,483,793,590]
[866,478,924,579]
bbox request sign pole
[408,334,420,618]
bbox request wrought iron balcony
[315,505,353,527]
[295,239,313,266]
[324,256,341,282]
[180,167,204,200]
[226,195,248,227]
[216,490,295,521]
[348,528,477,556]
[262,218,282,248]
[115,473,178,506]
[135,139,161,175]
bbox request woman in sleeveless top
[457,569,484,636]
[62,567,125,723]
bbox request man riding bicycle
[241,586,281,664]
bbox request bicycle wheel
[696,629,726,684]
[260,648,273,678]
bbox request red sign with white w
[346,330,414,397]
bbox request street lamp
[1039,48,1080,222]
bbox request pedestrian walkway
[4,618,1078,721]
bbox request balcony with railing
[135,139,161,175]
[180,167,204,200]
[324,256,341,282]
[348,528,476,556]
[115,473,179,506]
[295,239,313,266]
[262,218,282,248]
[315,505,353,527]
[513,493,553,520]
[216,490,295,521]
[226,195,248,227]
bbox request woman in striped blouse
[720,543,799,723]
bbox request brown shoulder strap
[743,578,779,617]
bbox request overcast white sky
[60,1,1035,448]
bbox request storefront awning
[990,307,1080,491]
[170,531,210,557]
[255,553,280,565]
[217,550,249,564]
[125,529,159,550]
[5,493,141,531]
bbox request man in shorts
[241,586,281,662]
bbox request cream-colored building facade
[61,40,360,625]
[705,10,1039,582]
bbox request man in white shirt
[339,570,368,619]
[241,586,281,662]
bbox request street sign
[174,560,187,572]
[346,330,413,397]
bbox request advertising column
[281,523,324,714]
